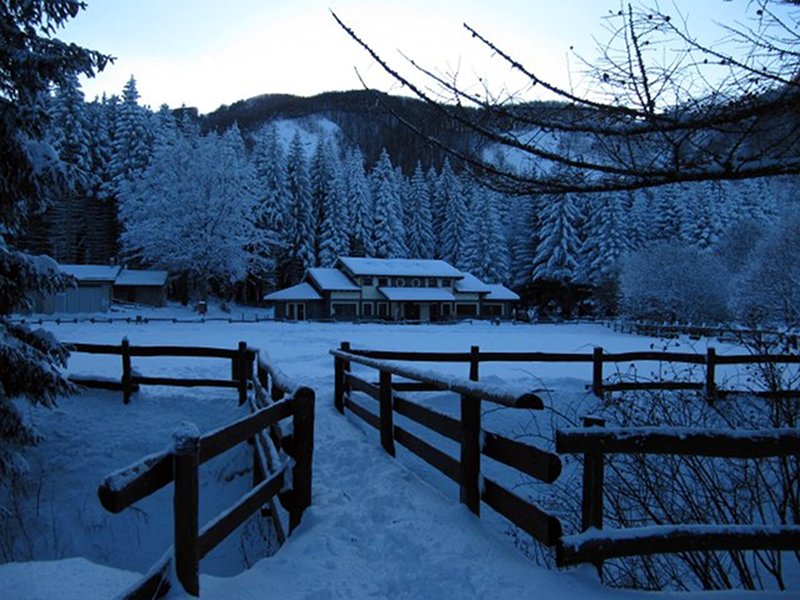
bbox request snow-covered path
[203,391,611,599]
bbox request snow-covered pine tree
[576,191,629,285]
[108,76,151,200]
[83,95,117,263]
[251,125,291,287]
[462,189,510,283]
[682,181,724,251]
[284,133,315,283]
[405,161,435,259]
[509,196,540,288]
[649,183,684,241]
[1,0,109,477]
[532,193,581,283]
[371,149,407,258]
[343,148,374,257]
[312,138,350,266]
[436,158,468,267]
[46,73,92,263]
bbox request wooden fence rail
[554,422,800,569]
[96,345,314,599]
[330,342,563,547]
[340,344,800,399]
[67,339,254,404]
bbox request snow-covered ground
[1,305,792,599]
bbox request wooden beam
[556,427,800,458]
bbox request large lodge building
[264,257,519,321]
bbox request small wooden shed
[113,268,168,307]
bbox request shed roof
[485,284,520,301]
[454,272,493,294]
[378,287,456,302]
[338,257,463,278]
[263,282,322,301]
[59,264,121,282]
[307,268,359,291]
[115,269,168,287]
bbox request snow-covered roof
[307,268,359,291]
[59,264,121,282]
[114,269,168,287]
[378,288,456,302]
[263,283,322,301]
[454,272,493,294]
[485,284,520,301]
[338,257,463,278]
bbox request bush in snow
[729,208,800,327]
[619,241,729,323]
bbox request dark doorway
[403,302,420,320]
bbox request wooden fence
[330,342,564,548]
[332,343,800,399]
[96,345,314,598]
[67,339,253,404]
[555,421,800,569]
[332,342,800,576]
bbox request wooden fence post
[469,345,480,382]
[173,424,201,597]
[335,341,350,414]
[290,386,315,533]
[379,369,395,457]
[706,347,717,403]
[121,337,132,405]
[237,341,249,405]
[581,416,605,579]
[460,394,481,516]
[592,347,604,397]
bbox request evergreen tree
[649,184,684,241]
[251,125,290,286]
[576,191,629,284]
[532,194,581,282]
[83,95,117,262]
[343,148,373,257]
[436,158,468,267]
[312,138,349,266]
[405,162,435,258]
[462,189,510,283]
[510,196,540,288]
[371,149,407,258]
[1,0,109,476]
[284,133,315,282]
[109,76,151,199]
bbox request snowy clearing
[1,306,794,598]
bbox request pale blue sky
[60,1,771,114]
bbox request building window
[395,278,406,287]
[361,277,373,286]
[410,278,421,287]
[332,303,357,319]
[440,279,450,287]
[378,277,389,287]
[378,302,389,317]
[362,302,373,317]
[456,303,478,317]
[441,303,451,317]
[427,278,438,287]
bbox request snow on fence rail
[330,342,564,548]
[340,343,800,399]
[555,421,800,568]
[67,339,254,404]
[93,345,314,598]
